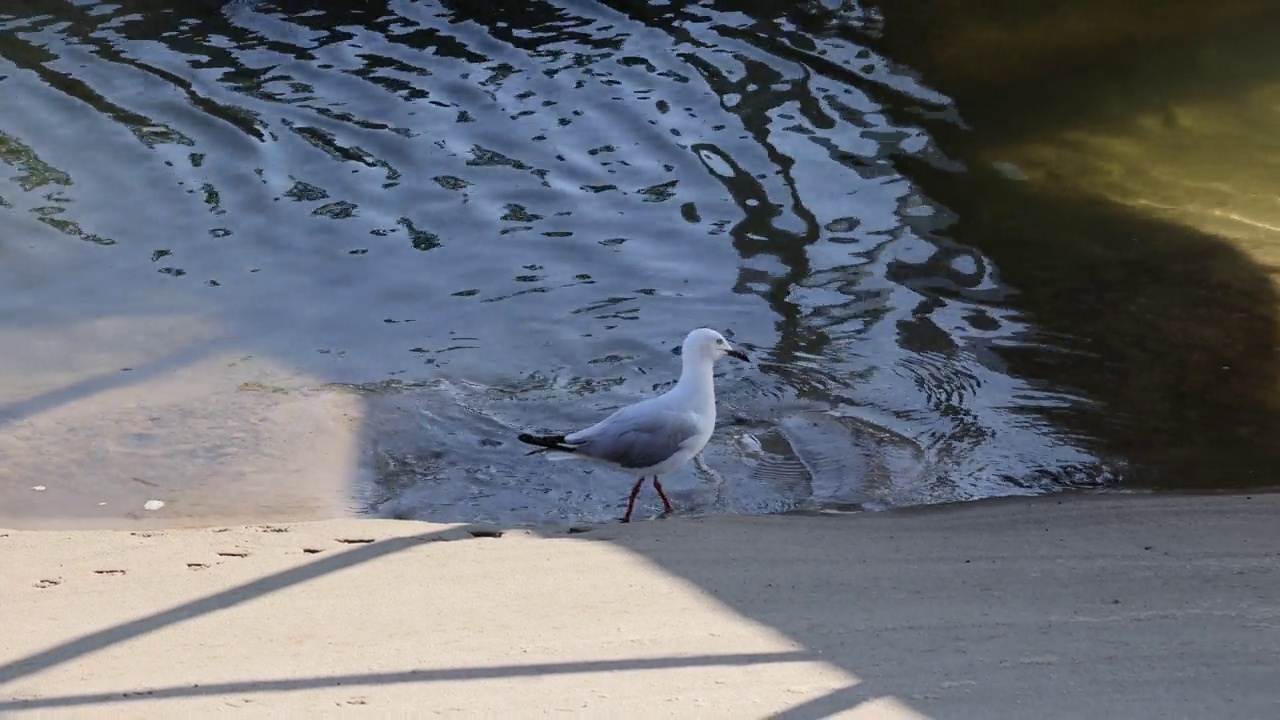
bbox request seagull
[518,328,750,522]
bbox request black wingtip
[517,433,576,453]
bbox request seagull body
[518,328,749,522]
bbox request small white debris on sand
[143,500,166,511]
[31,485,46,491]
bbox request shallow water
[2,1,1277,527]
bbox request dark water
[2,0,1277,526]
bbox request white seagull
[518,328,750,522]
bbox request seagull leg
[621,476,645,523]
[652,477,674,515]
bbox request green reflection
[871,0,1280,488]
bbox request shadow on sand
[2,494,1277,716]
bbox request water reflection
[868,0,1280,490]
[17,0,1264,527]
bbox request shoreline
[3,491,1277,717]
[1,484,1272,534]
[5,476,1269,532]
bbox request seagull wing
[566,401,704,470]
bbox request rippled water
[3,1,1276,527]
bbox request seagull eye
[716,339,724,345]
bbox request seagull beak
[727,348,750,362]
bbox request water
[1,0,1277,528]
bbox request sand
[1,492,1277,718]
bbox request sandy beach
[1,491,1276,718]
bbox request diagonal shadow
[0,651,817,712]
[0,525,468,688]
[0,338,223,429]
[771,682,880,720]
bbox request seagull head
[683,328,750,364]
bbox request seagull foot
[653,477,675,516]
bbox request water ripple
[0,0,1122,525]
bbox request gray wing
[567,403,702,470]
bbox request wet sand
[2,492,1276,718]
[0,322,367,530]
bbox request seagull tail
[517,433,578,456]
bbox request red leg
[653,477,674,514]
[621,476,645,523]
